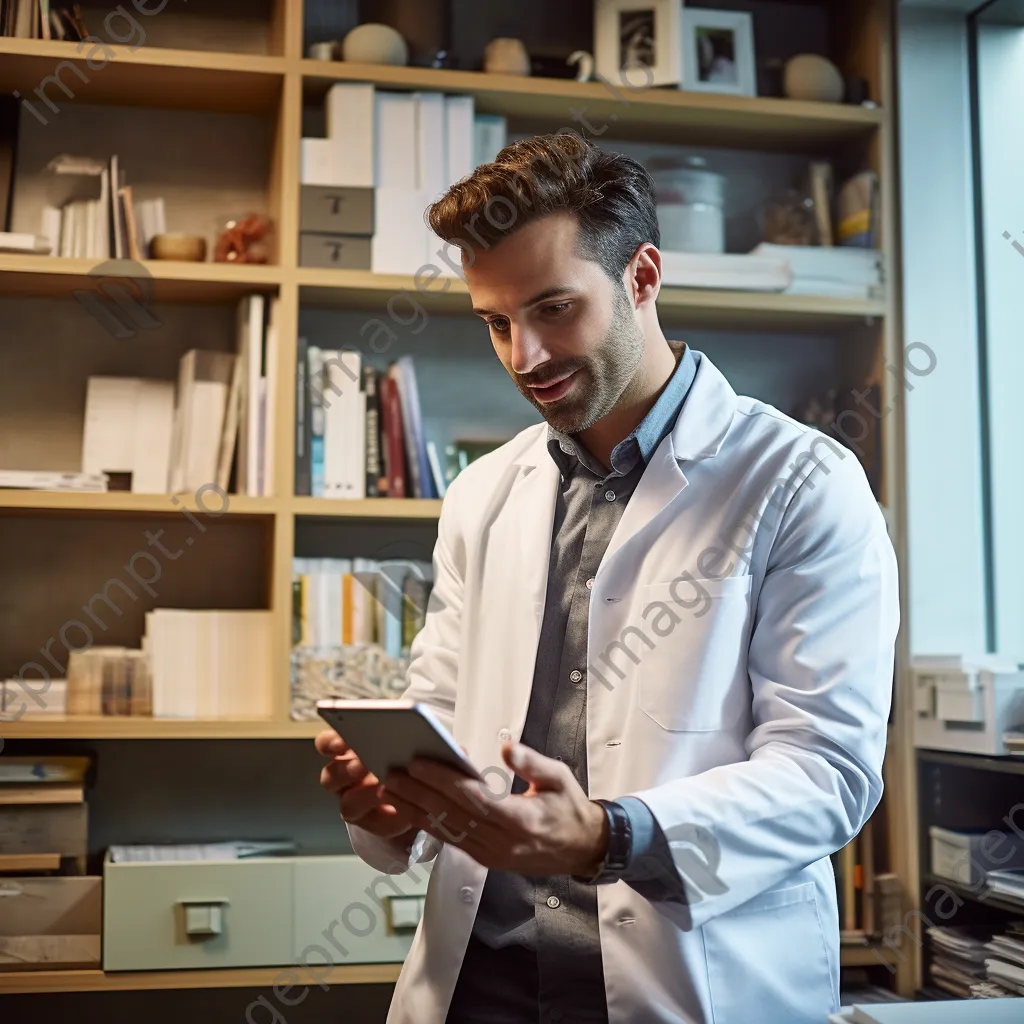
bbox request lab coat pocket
[703,881,836,1024]
[638,574,752,731]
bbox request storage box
[299,233,373,270]
[300,186,374,236]
[929,825,1024,887]
[913,656,1024,755]
[103,853,430,971]
[0,804,87,858]
[0,876,101,970]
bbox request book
[363,364,382,498]
[215,354,243,493]
[308,345,326,497]
[295,335,311,496]
[383,365,409,498]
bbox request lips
[527,369,578,403]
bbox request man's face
[466,211,645,434]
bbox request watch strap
[573,798,632,885]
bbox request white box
[301,138,344,187]
[913,655,1024,755]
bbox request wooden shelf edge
[0,962,401,995]
[0,37,287,76]
[299,60,885,128]
[296,268,888,327]
[0,254,283,286]
[0,491,279,516]
[291,497,443,519]
[840,942,901,968]
[0,717,321,740]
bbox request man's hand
[315,730,418,844]
[380,742,609,877]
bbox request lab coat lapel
[598,351,739,575]
[599,436,689,572]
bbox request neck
[576,336,681,471]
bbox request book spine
[390,362,420,498]
[363,364,381,498]
[295,336,311,496]
[382,372,407,499]
[308,345,325,498]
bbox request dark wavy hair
[425,132,660,285]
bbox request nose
[509,323,550,378]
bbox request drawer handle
[179,899,229,938]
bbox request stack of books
[296,343,445,499]
[1,2,88,39]
[144,609,274,720]
[300,83,507,276]
[39,154,164,261]
[0,470,107,492]
[66,647,151,717]
[292,557,433,660]
[290,557,434,717]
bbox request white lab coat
[347,351,899,1024]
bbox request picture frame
[594,0,683,89]
[681,7,756,97]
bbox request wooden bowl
[150,233,207,261]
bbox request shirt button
[546,895,560,909]
[569,669,583,683]
[585,577,595,590]
[460,886,474,903]
[498,728,512,742]
[604,489,616,502]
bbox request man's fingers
[339,779,388,823]
[314,729,349,757]
[319,755,371,795]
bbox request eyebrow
[472,286,576,317]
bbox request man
[316,134,899,1023]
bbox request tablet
[317,699,483,782]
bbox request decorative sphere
[783,54,845,103]
[342,23,409,66]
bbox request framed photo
[594,0,683,88]
[681,8,756,97]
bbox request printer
[912,655,1024,756]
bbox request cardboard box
[0,876,101,970]
[299,233,372,270]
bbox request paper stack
[979,922,1024,997]
[926,925,992,997]
[659,251,792,291]
[751,242,884,299]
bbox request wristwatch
[572,798,633,885]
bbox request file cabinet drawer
[293,855,430,964]
[103,857,293,971]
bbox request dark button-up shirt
[447,343,699,1024]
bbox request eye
[486,317,511,335]
[543,302,571,316]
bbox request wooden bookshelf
[0,0,915,1002]
[0,38,286,114]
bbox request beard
[512,289,645,434]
